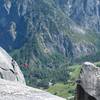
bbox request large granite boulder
[0,47,25,84]
[0,79,65,100]
[75,62,100,100]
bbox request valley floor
[45,61,100,99]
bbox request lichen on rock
[75,62,100,100]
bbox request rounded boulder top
[0,47,26,84]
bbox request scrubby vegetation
[46,64,81,99]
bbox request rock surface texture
[0,79,65,100]
[76,62,100,100]
[0,47,25,84]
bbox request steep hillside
[0,0,98,62]
[55,0,100,32]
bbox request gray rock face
[0,0,98,68]
[73,42,96,58]
[0,79,65,100]
[76,62,100,100]
[6,0,100,32]
[0,47,25,84]
[54,0,100,32]
[70,0,100,32]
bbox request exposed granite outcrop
[0,47,25,84]
[75,62,100,100]
[0,79,65,100]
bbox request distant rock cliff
[55,0,100,32]
[0,0,98,63]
